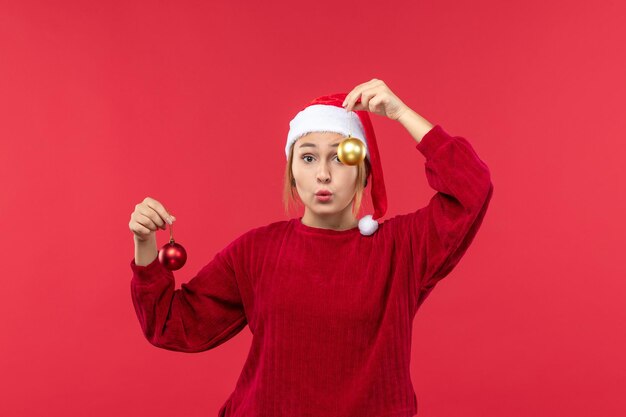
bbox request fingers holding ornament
[342,78,409,121]
[129,196,187,270]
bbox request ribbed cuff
[130,256,173,282]
[415,125,454,159]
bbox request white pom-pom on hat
[358,214,379,236]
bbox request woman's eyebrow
[298,143,341,149]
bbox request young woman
[128,79,493,417]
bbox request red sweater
[130,124,493,417]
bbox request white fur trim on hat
[286,104,368,160]
[358,214,379,236]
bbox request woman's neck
[300,211,359,231]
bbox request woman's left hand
[342,79,410,121]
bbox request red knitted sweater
[130,124,493,417]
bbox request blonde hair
[283,136,371,218]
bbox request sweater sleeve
[129,240,248,353]
[388,125,494,311]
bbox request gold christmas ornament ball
[337,137,366,166]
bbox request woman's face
[291,131,358,217]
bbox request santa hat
[285,92,387,236]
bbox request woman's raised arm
[388,124,494,313]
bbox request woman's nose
[317,173,330,183]
[317,172,330,182]
[317,168,331,182]
[316,163,331,179]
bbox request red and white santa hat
[285,92,388,236]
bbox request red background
[1,1,625,416]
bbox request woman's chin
[307,204,336,214]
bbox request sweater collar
[292,217,361,236]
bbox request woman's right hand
[129,196,176,242]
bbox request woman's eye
[302,155,341,163]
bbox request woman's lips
[315,194,332,202]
